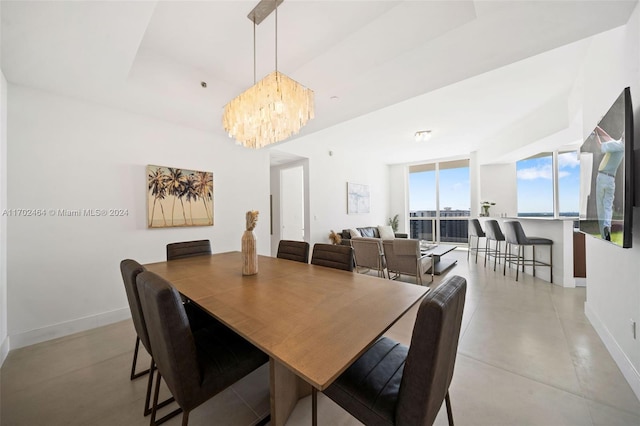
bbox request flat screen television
[579,87,634,248]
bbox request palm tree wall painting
[147,165,213,228]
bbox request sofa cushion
[358,227,379,238]
[378,225,395,240]
[349,228,362,238]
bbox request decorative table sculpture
[242,210,259,275]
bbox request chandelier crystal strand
[222,0,314,148]
[222,71,314,148]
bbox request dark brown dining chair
[319,275,467,426]
[120,260,179,419]
[310,243,354,271]
[136,271,268,426]
[166,239,211,260]
[276,240,310,263]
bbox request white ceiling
[1,1,637,164]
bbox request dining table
[144,251,429,425]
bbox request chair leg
[312,387,318,426]
[144,358,155,415]
[515,245,521,282]
[475,236,480,264]
[549,245,553,284]
[484,238,489,267]
[181,411,189,426]
[131,336,150,380]
[144,359,176,416]
[149,370,182,426]
[503,243,508,276]
[532,245,536,277]
[445,390,454,426]
[493,241,500,271]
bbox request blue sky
[409,167,470,211]
[409,154,580,214]
[516,152,580,214]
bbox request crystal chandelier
[222,0,314,149]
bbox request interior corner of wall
[0,334,9,367]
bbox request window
[516,153,553,217]
[557,151,580,217]
[516,150,580,217]
[409,160,470,243]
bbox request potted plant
[388,214,399,232]
[480,201,495,217]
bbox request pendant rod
[274,0,278,73]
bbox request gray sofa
[340,227,408,246]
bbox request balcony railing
[409,211,470,243]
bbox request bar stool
[503,220,553,283]
[468,219,488,264]
[484,220,506,271]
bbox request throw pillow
[349,228,362,238]
[378,225,395,240]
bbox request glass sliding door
[409,160,470,243]
[409,164,436,241]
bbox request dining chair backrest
[120,259,151,353]
[276,240,310,263]
[396,275,467,425]
[310,243,354,271]
[136,271,202,409]
[166,240,212,261]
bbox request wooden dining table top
[144,251,429,390]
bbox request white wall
[580,2,640,400]
[479,163,518,218]
[274,130,390,247]
[0,69,8,365]
[388,164,408,234]
[7,85,271,348]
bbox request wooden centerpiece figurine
[242,210,259,275]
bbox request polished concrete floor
[2,250,639,425]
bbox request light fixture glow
[414,130,432,142]
[222,0,314,149]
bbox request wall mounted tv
[579,87,634,248]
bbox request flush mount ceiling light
[222,0,314,149]
[414,130,432,142]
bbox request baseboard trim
[0,335,9,367]
[585,301,640,401]
[9,307,131,350]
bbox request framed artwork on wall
[147,165,213,228]
[347,182,370,214]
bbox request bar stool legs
[503,221,553,283]
[468,219,488,264]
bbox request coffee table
[421,244,457,275]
